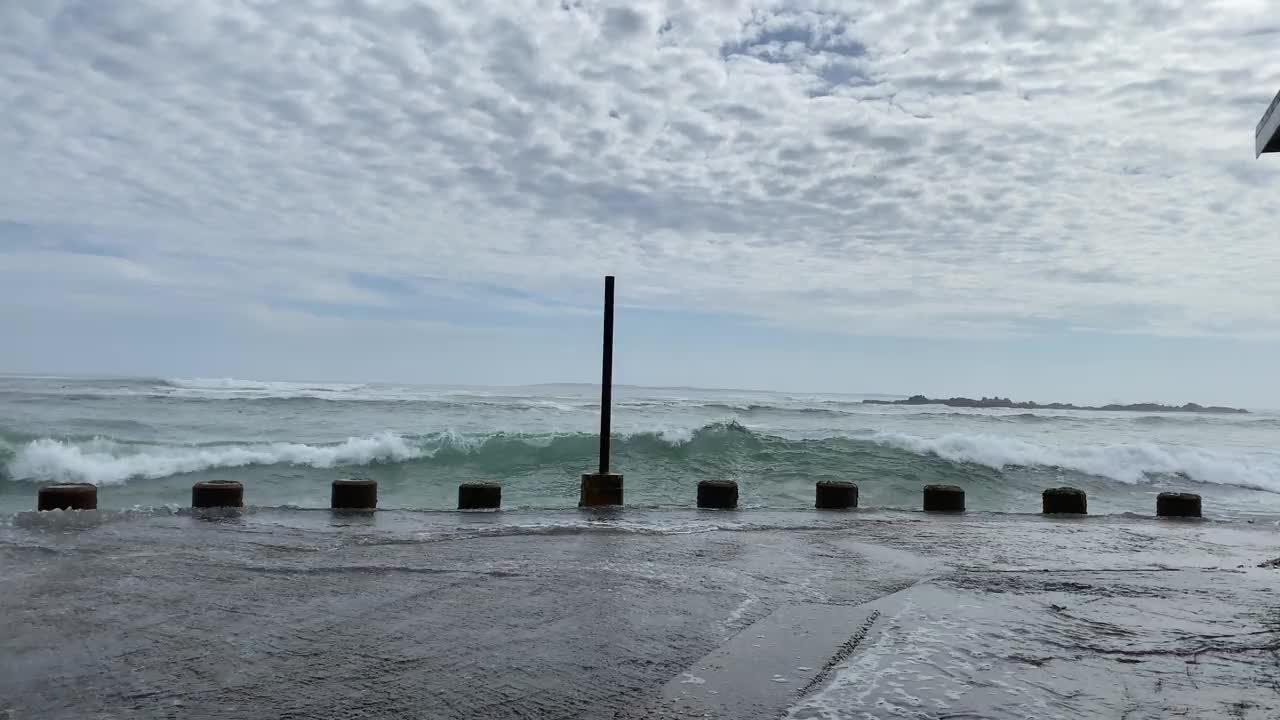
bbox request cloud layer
[2,0,1279,340]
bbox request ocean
[5,374,1280,718]
[2,374,1279,517]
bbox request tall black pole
[598,276,615,475]
[579,276,622,507]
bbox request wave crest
[869,432,1280,492]
[3,432,422,485]
[164,377,368,393]
[3,422,1279,494]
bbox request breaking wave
[1,432,424,485]
[161,377,368,392]
[869,432,1280,491]
[3,422,1279,493]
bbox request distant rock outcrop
[862,395,1248,414]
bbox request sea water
[3,375,1280,517]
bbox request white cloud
[1,0,1278,339]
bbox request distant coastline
[863,395,1249,414]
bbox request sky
[1,1,1279,406]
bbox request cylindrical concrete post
[579,472,623,507]
[331,478,377,510]
[697,480,738,509]
[923,484,964,512]
[1042,487,1087,515]
[192,480,244,508]
[1156,492,1201,518]
[815,480,858,510]
[37,483,98,511]
[458,482,501,510]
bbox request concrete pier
[579,473,623,507]
[6,506,1279,719]
[458,482,502,510]
[331,478,377,511]
[1156,492,1201,518]
[923,484,964,513]
[37,483,98,511]
[815,480,858,510]
[192,480,243,508]
[1042,487,1087,515]
[697,480,738,510]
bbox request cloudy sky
[1,0,1278,405]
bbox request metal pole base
[579,473,623,507]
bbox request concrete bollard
[923,484,965,512]
[458,482,502,510]
[1042,487,1087,515]
[192,480,244,508]
[579,472,623,507]
[815,480,858,510]
[697,480,738,510]
[37,483,98,511]
[331,478,377,511]
[1157,492,1201,518]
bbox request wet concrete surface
[2,509,1278,719]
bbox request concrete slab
[642,601,887,719]
[3,509,1280,719]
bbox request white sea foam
[871,431,1280,492]
[159,377,374,400]
[653,426,699,444]
[5,433,425,485]
[164,377,367,392]
[154,379,595,407]
[7,424,1280,495]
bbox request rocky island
[863,395,1249,414]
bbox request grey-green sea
[3,374,1279,518]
